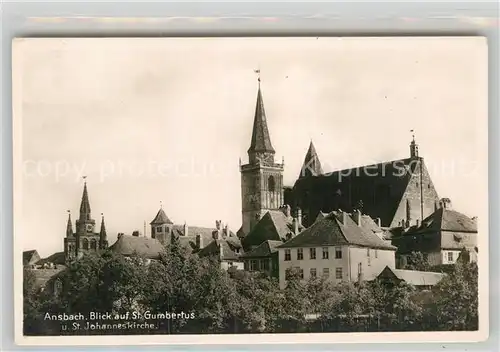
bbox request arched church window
[82,238,89,250]
[90,239,97,250]
[268,175,276,192]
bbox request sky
[15,37,487,257]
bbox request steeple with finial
[239,69,285,235]
[247,69,276,164]
[410,130,419,158]
[99,213,108,248]
[76,176,96,235]
[66,210,73,237]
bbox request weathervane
[254,68,261,85]
[82,175,87,184]
[410,129,415,142]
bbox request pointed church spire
[248,73,275,163]
[410,130,419,158]
[66,210,73,237]
[299,140,323,178]
[79,177,91,218]
[99,213,108,248]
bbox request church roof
[241,240,282,258]
[376,266,446,286]
[292,157,431,227]
[279,211,396,250]
[109,235,165,259]
[241,210,304,251]
[298,141,323,178]
[150,208,173,225]
[79,182,91,215]
[248,87,275,154]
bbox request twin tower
[240,82,285,235]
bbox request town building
[241,240,282,278]
[23,250,40,267]
[391,198,478,267]
[277,210,396,289]
[109,232,165,261]
[375,266,447,290]
[196,220,244,270]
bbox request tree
[403,251,430,271]
[432,260,478,330]
[281,268,310,332]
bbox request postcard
[13,37,488,345]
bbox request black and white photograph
[13,37,488,344]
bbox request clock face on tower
[86,224,93,232]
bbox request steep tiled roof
[241,240,282,258]
[394,208,477,254]
[242,210,304,251]
[110,235,165,259]
[418,208,477,233]
[279,211,396,250]
[292,157,430,227]
[376,266,446,286]
[23,250,39,265]
[36,251,66,266]
[248,87,275,154]
[198,239,241,261]
[150,208,173,225]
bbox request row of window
[246,259,271,271]
[284,247,342,261]
[289,267,344,280]
[81,238,98,250]
[284,247,379,262]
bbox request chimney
[439,198,452,210]
[296,208,302,226]
[292,217,299,235]
[132,231,140,237]
[219,243,224,258]
[117,233,124,239]
[216,220,221,230]
[416,219,420,227]
[282,204,291,218]
[340,211,348,225]
[376,218,381,228]
[196,234,203,249]
[223,224,229,238]
[183,222,188,237]
[354,210,362,227]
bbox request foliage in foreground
[23,243,479,335]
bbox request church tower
[64,210,76,263]
[74,180,101,259]
[240,78,284,235]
